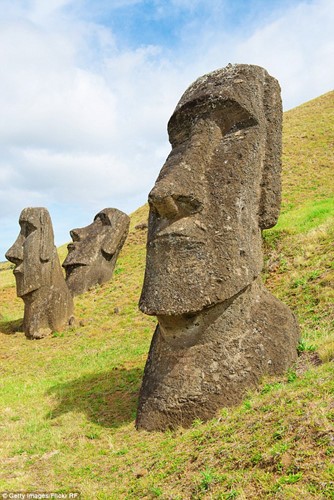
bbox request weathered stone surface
[63,208,130,296]
[137,278,299,431]
[136,64,300,431]
[6,207,73,339]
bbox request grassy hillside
[0,91,333,499]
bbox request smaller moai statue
[6,207,74,339]
[62,208,130,296]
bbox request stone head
[63,207,129,294]
[6,207,55,297]
[139,64,282,316]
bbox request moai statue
[136,64,300,431]
[6,207,74,339]
[62,208,130,296]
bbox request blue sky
[0,0,333,260]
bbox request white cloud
[0,19,118,151]
[28,0,73,22]
[19,148,153,199]
[231,0,334,109]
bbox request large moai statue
[62,208,130,296]
[136,64,300,431]
[6,207,74,339]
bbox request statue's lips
[64,243,100,267]
[63,245,89,267]
[150,231,205,246]
[151,234,196,245]
[63,262,87,269]
[150,218,207,244]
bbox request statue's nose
[70,227,88,241]
[148,124,210,221]
[149,187,179,219]
[149,180,204,221]
[5,236,24,266]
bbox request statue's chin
[15,279,41,298]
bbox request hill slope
[0,91,333,499]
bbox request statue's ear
[101,227,116,257]
[258,74,283,230]
[39,209,55,261]
[99,210,130,257]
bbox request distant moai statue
[136,64,300,431]
[62,208,130,296]
[6,207,74,339]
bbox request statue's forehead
[171,96,248,121]
[175,85,243,112]
[19,208,40,226]
[95,208,127,226]
[172,90,257,126]
[176,64,265,103]
[19,207,51,229]
[171,64,272,127]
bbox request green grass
[0,91,334,499]
[269,196,334,235]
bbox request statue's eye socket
[168,100,258,147]
[175,195,203,217]
[20,221,36,238]
[95,214,109,226]
[225,115,258,135]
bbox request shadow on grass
[0,317,23,335]
[46,367,143,429]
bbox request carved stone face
[5,208,54,297]
[63,208,129,294]
[64,216,109,268]
[139,64,282,316]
